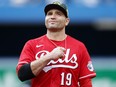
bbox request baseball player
[16,1,96,87]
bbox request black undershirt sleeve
[18,63,35,82]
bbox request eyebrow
[47,10,64,15]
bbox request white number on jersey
[61,72,72,86]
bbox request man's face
[45,9,69,31]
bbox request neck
[46,29,67,41]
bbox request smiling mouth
[49,22,57,25]
[49,21,56,23]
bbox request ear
[65,18,70,26]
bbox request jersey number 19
[61,72,72,86]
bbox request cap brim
[44,4,67,17]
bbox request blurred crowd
[0,0,116,7]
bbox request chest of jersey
[33,46,80,87]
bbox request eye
[56,11,62,16]
[47,12,53,16]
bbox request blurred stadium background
[0,0,116,87]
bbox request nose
[51,13,56,19]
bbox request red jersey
[16,35,96,87]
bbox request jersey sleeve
[79,44,96,80]
[16,40,35,73]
